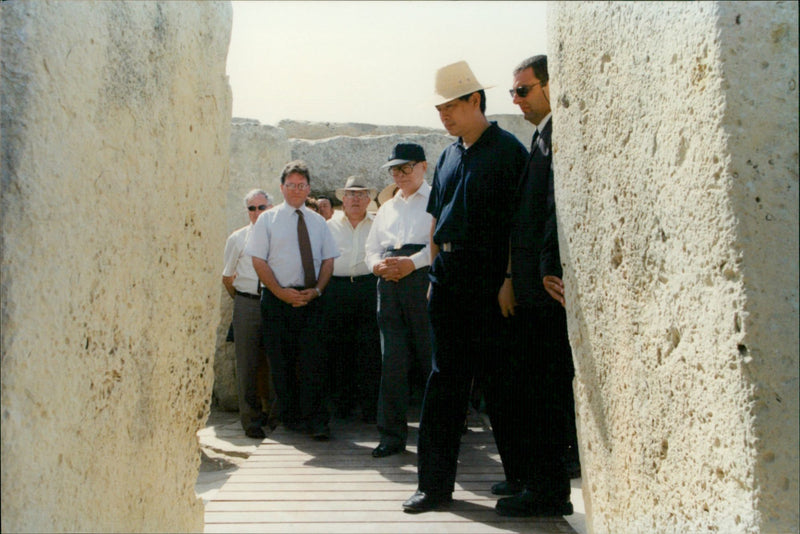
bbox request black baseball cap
[381,143,426,168]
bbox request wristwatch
[313,287,322,297]
[504,272,513,279]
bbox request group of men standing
[221,54,577,518]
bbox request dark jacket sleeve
[539,159,562,279]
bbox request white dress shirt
[365,181,433,271]
[222,223,261,295]
[535,112,552,137]
[327,211,374,277]
[244,202,340,288]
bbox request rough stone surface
[288,133,453,200]
[277,118,445,140]
[549,2,798,533]
[1,2,232,532]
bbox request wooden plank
[205,416,580,534]
[206,521,575,534]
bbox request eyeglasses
[283,183,309,191]
[389,162,418,176]
[344,191,369,199]
[509,82,542,98]
[247,204,268,211]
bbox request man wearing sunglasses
[365,143,434,459]
[222,189,275,439]
[493,55,577,518]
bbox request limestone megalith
[549,2,798,532]
[1,2,232,531]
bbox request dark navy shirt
[426,122,528,292]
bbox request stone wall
[549,2,798,533]
[1,2,232,532]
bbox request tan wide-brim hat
[335,175,378,201]
[433,60,494,106]
[377,183,399,206]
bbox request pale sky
[227,1,548,129]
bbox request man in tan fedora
[403,61,528,513]
[324,176,381,423]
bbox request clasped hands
[373,257,415,282]
[278,287,319,307]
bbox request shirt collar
[457,121,499,151]
[278,201,311,215]
[534,113,552,135]
[398,180,431,201]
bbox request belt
[235,290,261,300]
[384,244,426,258]
[440,242,467,252]
[332,274,375,283]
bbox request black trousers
[494,304,575,502]
[324,275,381,420]
[376,267,432,447]
[261,290,329,429]
[416,280,508,495]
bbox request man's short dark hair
[514,55,548,86]
[280,160,311,184]
[458,89,486,114]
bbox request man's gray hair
[243,188,270,207]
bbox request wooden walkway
[204,414,585,533]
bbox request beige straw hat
[433,61,494,106]
[377,183,399,206]
[335,175,378,201]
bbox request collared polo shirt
[244,202,340,288]
[222,223,261,295]
[427,122,528,251]
[365,181,433,272]
[327,211,374,277]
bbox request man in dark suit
[494,55,579,518]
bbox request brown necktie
[296,209,316,288]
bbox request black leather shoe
[245,425,266,439]
[372,443,405,458]
[495,489,573,517]
[491,480,524,495]
[284,420,308,433]
[310,424,330,441]
[402,490,453,513]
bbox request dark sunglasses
[248,205,268,212]
[509,81,542,98]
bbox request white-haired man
[222,189,274,439]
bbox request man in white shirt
[325,176,381,423]
[222,189,274,439]
[245,161,340,440]
[365,143,434,458]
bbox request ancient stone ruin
[1,1,797,533]
[2,2,232,531]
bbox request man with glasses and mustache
[493,54,577,518]
[222,189,275,439]
[365,143,434,459]
[402,61,528,513]
[245,161,340,441]
[324,176,381,423]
